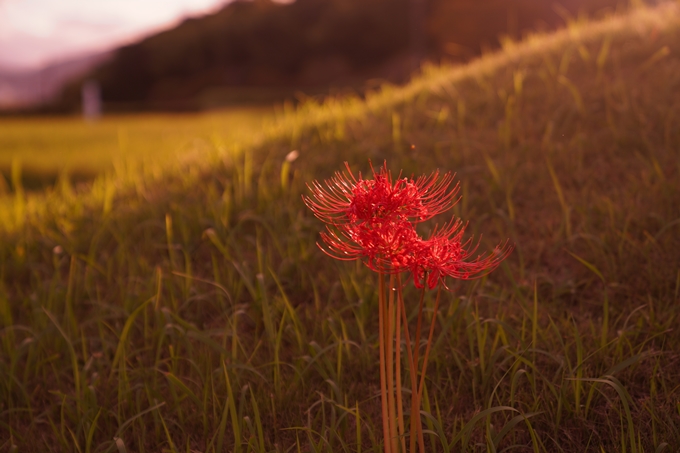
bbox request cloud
[0,0,226,69]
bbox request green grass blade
[110,299,153,377]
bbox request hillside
[56,0,628,111]
[2,2,680,451]
[0,52,111,108]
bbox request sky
[0,0,228,70]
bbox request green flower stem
[397,274,425,453]
[394,273,407,453]
[378,273,392,453]
[417,285,443,412]
[386,273,399,453]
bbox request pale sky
[0,0,228,70]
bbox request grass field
[0,107,273,191]
[2,2,680,452]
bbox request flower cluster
[305,161,513,453]
[304,161,512,289]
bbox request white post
[82,80,102,121]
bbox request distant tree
[410,0,427,70]
[54,0,625,110]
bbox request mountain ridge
[53,0,633,111]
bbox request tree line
[57,0,626,111]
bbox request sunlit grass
[1,2,680,452]
[0,107,273,191]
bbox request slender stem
[412,286,427,385]
[396,274,424,453]
[386,273,398,453]
[414,286,428,453]
[417,285,442,405]
[378,273,391,453]
[394,274,406,453]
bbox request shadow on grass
[0,165,100,193]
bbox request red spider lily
[408,220,514,289]
[318,218,420,272]
[304,160,512,453]
[303,161,511,284]
[303,161,461,273]
[304,161,459,226]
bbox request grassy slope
[2,2,680,452]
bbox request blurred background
[0,0,642,114]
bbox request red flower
[304,161,459,226]
[319,218,420,272]
[409,220,513,289]
[304,160,511,283]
